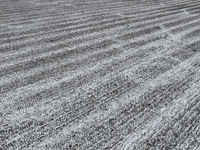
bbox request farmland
[0,0,200,149]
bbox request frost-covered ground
[0,0,200,149]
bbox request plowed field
[0,0,200,149]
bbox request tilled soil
[0,0,200,149]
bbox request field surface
[1,0,200,149]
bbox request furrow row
[1,50,185,149]
[0,37,165,138]
[0,8,183,53]
[2,0,200,45]
[137,96,200,149]
[1,11,182,65]
[51,73,195,149]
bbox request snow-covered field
[0,0,200,149]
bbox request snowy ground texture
[0,0,200,149]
